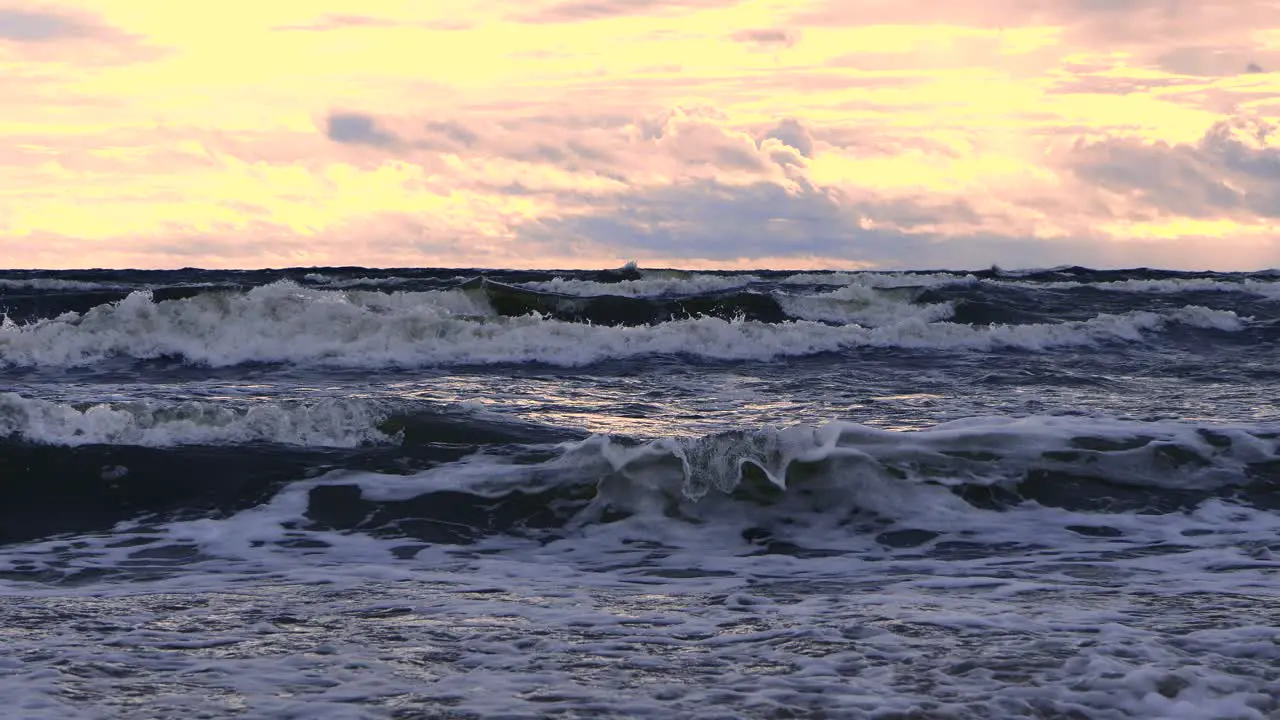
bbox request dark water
[2,266,1278,719]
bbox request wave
[0,399,582,544]
[0,391,586,449]
[467,275,950,326]
[5,413,1275,548]
[575,415,1280,500]
[995,277,1280,300]
[462,276,791,325]
[0,279,1245,368]
[518,273,763,297]
[778,271,977,288]
[0,278,129,292]
[266,415,1280,548]
[0,393,397,448]
[775,283,952,325]
[0,283,240,326]
[301,273,418,289]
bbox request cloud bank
[1,0,1279,269]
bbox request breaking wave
[0,393,397,448]
[0,280,1246,369]
[4,411,1276,546]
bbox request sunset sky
[2,0,1279,270]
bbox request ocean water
[1,265,1278,719]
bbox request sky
[2,0,1280,270]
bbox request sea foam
[0,281,1246,368]
[0,393,395,447]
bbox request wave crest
[0,393,396,447]
[0,279,1245,368]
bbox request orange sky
[2,0,1279,269]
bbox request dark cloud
[524,181,858,259]
[0,9,92,41]
[760,119,813,157]
[0,8,162,64]
[325,113,401,147]
[515,0,742,24]
[525,177,1149,269]
[730,28,798,48]
[518,178,1016,267]
[1246,61,1264,73]
[1067,116,1280,218]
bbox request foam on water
[519,273,763,297]
[0,279,1246,368]
[779,271,978,288]
[583,415,1280,500]
[301,273,418,288]
[0,278,129,291]
[777,283,954,325]
[3,266,1278,719]
[0,392,395,447]
[2,416,1276,719]
[997,277,1280,299]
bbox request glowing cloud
[1,0,1279,269]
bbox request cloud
[0,9,93,41]
[273,14,471,32]
[729,28,798,48]
[1156,46,1280,77]
[519,172,999,263]
[423,121,479,149]
[789,0,1280,77]
[283,104,1266,270]
[517,176,1144,269]
[0,7,160,64]
[326,113,400,147]
[319,105,801,187]
[1045,74,1202,96]
[8,0,1280,272]
[1066,116,1280,219]
[310,104,1034,267]
[275,14,401,31]
[760,118,813,157]
[514,0,742,23]
[522,180,857,258]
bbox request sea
[0,264,1277,719]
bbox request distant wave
[0,276,1247,369]
[778,270,976,288]
[995,277,1280,299]
[0,278,129,292]
[518,272,764,297]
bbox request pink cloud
[513,0,744,24]
[1062,115,1280,220]
[0,7,161,64]
[729,28,799,48]
[272,14,472,32]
